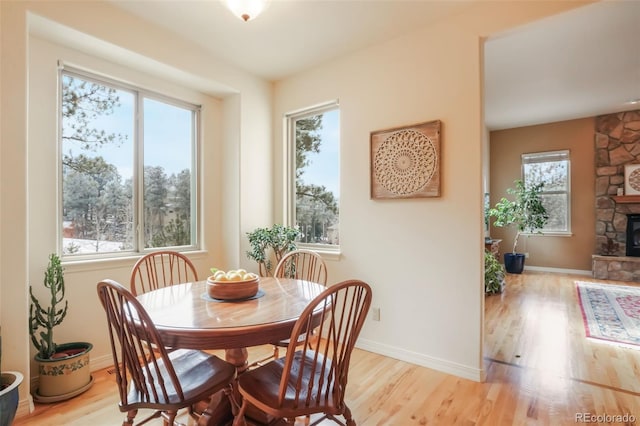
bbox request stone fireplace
[593,110,640,281]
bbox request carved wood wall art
[625,164,640,195]
[370,120,441,199]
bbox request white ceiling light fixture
[225,0,269,22]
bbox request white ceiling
[484,0,640,130]
[109,0,475,81]
[108,0,640,130]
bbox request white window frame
[284,100,341,256]
[58,66,201,259]
[521,150,571,236]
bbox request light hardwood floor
[13,272,640,425]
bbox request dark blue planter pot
[0,371,23,426]
[504,253,526,274]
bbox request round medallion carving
[629,169,640,192]
[373,129,437,196]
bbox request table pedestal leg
[223,348,276,425]
[196,388,233,426]
[225,347,249,373]
[196,348,249,426]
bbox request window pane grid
[286,101,340,248]
[522,150,570,233]
[60,67,199,257]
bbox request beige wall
[1,1,272,413]
[489,118,596,271]
[1,0,592,416]
[27,34,230,375]
[273,2,590,380]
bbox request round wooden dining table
[136,276,326,425]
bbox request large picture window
[522,150,570,233]
[60,68,198,257]
[285,101,340,250]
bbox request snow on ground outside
[63,238,126,254]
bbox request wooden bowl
[206,276,259,300]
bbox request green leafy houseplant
[488,179,549,255]
[484,250,505,294]
[246,224,301,276]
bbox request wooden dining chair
[232,279,372,426]
[272,249,328,358]
[249,249,329,367]
[130,250,198,296]
[274,249,328,284]
[97,279,236,426]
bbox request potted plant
[488,179,549,274]
[246,224,301,276]
[0,327,24,426]
[484,250,506,294]
[29,253,93,402]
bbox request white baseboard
[15,396,33,419]
[523,265,591,276]
[18,352,115,419]
[90,353,115,372]
[356,338,485,382]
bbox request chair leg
[232,399,248,426]
[189,399,208,420]
[273,345,280,359]
[161,410,179,426]
[123,409,137,425]
[343,404,355,426]
[226,383,242,416]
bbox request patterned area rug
[576,281,640,348]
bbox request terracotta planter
[34,342,93,403]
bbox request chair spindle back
[130,251,198,296]
[274,249,328,285]
[278,279,372,409]
[97,279,184,407]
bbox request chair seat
[126,349,235,409]
[237,351,338,417]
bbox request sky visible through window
[81,92,337,199]
[78,91,193,179]
[62,73,199,254]
[301,109,340,199]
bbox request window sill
[297,244,342,261]
[521,231,572,237]
[62,250,208,273]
